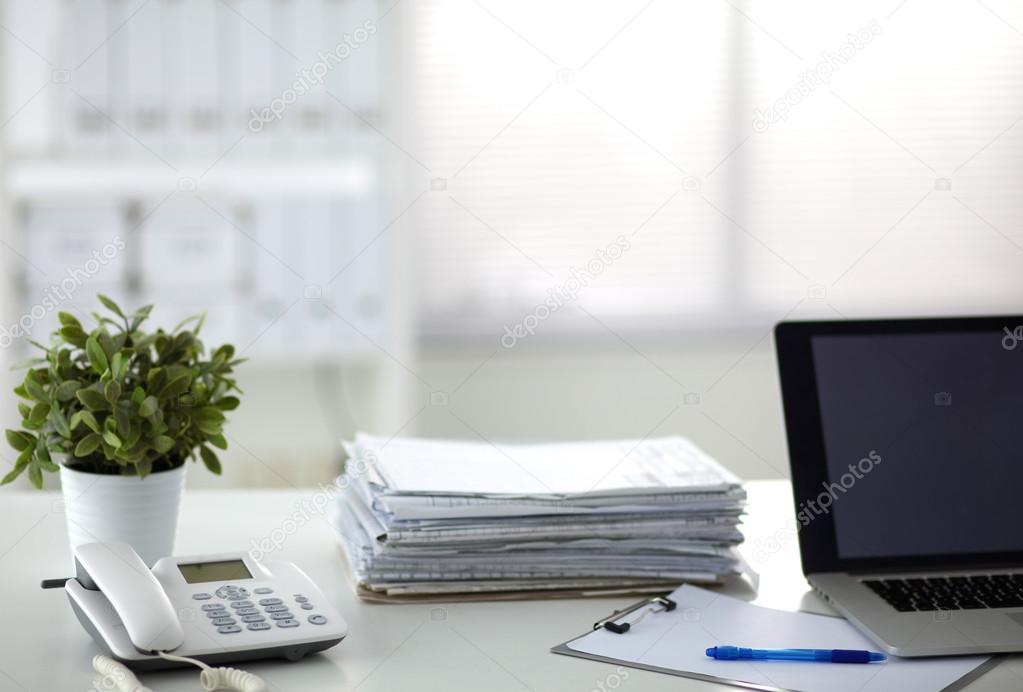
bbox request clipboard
[550,585,1001,692]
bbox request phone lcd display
[178,560,252,583]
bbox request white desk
[1,481,1020,691]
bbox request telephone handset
[72,542,185,653]
[63,542,348,669]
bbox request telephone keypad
[230,601,254,609]
[241,614,265,623]
[206,610,228,619]
[265,604,288,613]
[270,612,294,620]
[247,622,271,631]
[235,607,259,616]
[211,617,237,626]
[217,625,242,634]
[201,604,225,612]
[215,585,249,600]
[276,619,299,628]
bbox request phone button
[207,610,229,619]
[270,612,295,620]
[308,615,327,625]
[276,619,299,628]
[230,601,255,609]
[258,598,282,606]
[212,617,237,626]
[241,614,265,623]
[247,622,271,631]
[236,607,259,616]
[265,604,289,613]
[294,595,309,603]
[192,593,212,600]
[218,625,242,634]
[216,586,250,600]
[300,603,314,610]
[201,604,226,612]
[253,587,273,594]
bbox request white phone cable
[92,653,267,692]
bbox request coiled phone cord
[92,653,267,692]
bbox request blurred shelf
[5,159,375,199]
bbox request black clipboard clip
[593,595,677,634]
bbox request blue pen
[706,646,886,663]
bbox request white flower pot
[60,462,186,567]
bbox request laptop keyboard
[863,575,1023,611]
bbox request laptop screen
[810,330,1023,560]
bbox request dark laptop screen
[810,330,1023,560]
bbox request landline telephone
[47,542,348,691]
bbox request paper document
[554,585,993,692]
[346,434,742,496]
[334,434,748,600]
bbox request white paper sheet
[562,585,989,692]
[348,434,742,497]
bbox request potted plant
[3,295,243,565]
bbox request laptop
[775,316,1023,657]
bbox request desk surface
[1,480,1020,692]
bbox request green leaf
[196,406,226,424]
[214,396,240,411]
[24,373,47,402]
[26,461,43,489]
[76,389,110,411]
[59,326,87,347]
[135,458,152,479]
[113,406,130,436]
[159,373,192,400]
[102,429,122,449]
[17,402,30,420]
[58,311,83,330]
[12,384,30,400]
[207,433,228,450]
[104,379,121,404]
[172,312,205,334]
[110,352,125,382]
[131,386,146,406]
[74,433,102,457]
[139,396,159,418]
[97,293,125,318]
[5,429,34,451]
[55,380,81,402]
[200,446,221,474]
[1,451,32,484]
[49,407,71,439]
[86,335,109,375]
[28,403,50,427]
[153,435,175,454]
[130,305,154,332]
[79,410,101,433]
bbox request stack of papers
[331,434,747,600]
